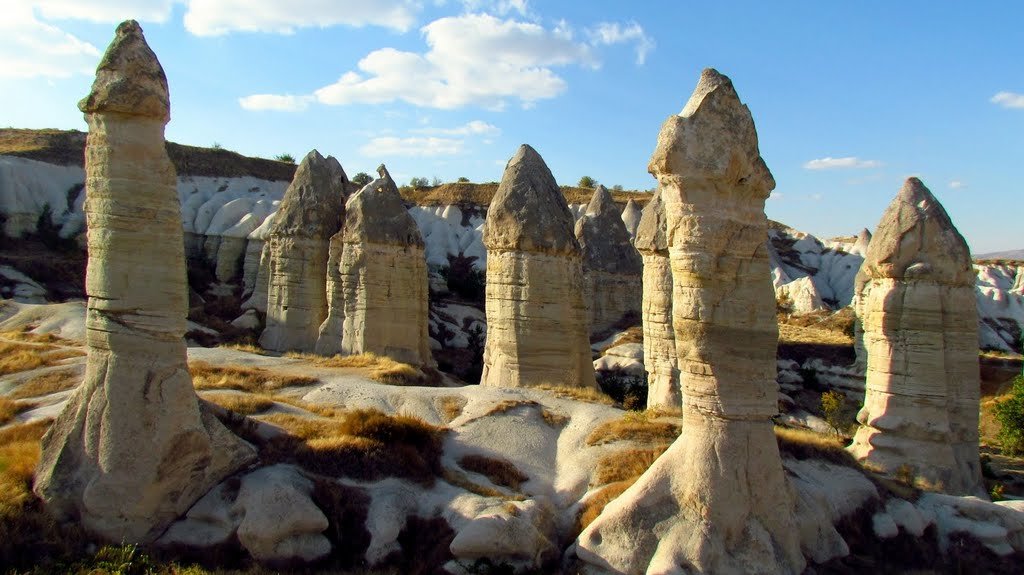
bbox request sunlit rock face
[480,144,595,390]
[849,177,983,496]
[577,68,804,575]
[258,150,348,353]
[34,20,254,543]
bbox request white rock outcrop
[316,165,432,364]
[849,178,983,495]
[635,188,680,409]
[33,21,254,543]
[574,185,643,336]
[259,150,347,352]
[577,68,804,575]
[479,145,595,389]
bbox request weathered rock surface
[574,185,643,336]
[316,166,432,364]
[480,145,595,389]
[259,151,347,352]
[849,178,982,495]
[635,188,680,409]
[33,20,254,543]
[577,68,803,574]
[620,198,642,240]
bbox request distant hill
[974,249,1024,263]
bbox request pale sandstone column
[480,145,596,389]
[34,21,255,543]
[574,185,643,336]
[577,69,804,575]
[259,151,347,352]
[636,189,680,409]
[849,178,982,495]
[316,165,432,365]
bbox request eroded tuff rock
[316,165,432,364]
[620,198,642,240]
[480,145,595,389]
[574,185,643,335]
[577,68,804,574]
[34,20,254,543]
[849,178,982,495]
[635,188,680,409]
[259,150,347,352]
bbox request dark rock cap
[483,144,579,254]
[342,164,424,247]
[634,187,669,254]
[80,20,170,121]
[270,149,348,238]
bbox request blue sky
[1,1,1021,253]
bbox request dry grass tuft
[777,322,854,346]
[541,409,570,428]
[199,392,277,416]
[458,454,529,491]
[577,480,633,533]
[484,399,540,417]
[0,333,85,377]
[587,410,682,446]
[593,446,670,486]
[774,426,857,467]
[189,361,318,392]
[220,342,272,356]
[0,398,35,426]
[535,384,616,406]
[0,330,65,345]
[442,468,507,499]
[287,352,429,386]
[437,395,466,424]
[7,369,80,400]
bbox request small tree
[820,390,846,436]
[995,376,1024,455]
[612,184,624,191]
[578,175,596,188]
[457,176,470,183]
[352,172,372,187]
[211,142,223,150]
[409,177,430,188]
[273,153,295,163]
[431,176,442,186]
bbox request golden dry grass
[7,369,79,400]
[577,480,633,533]
[399,181,650,208]
[220,342,272,356]
[777,322,854,346]
[199,392,276,416]
[535,384,616,406]
[458,454,529,491]
[593,446,670,486]
[587,410,682,446]
[437,395,466,424]
[286,352,428,386]
[774,426,857,467]
[0,398,35,426]
[441,468,507,499]
[0,337,84,377]
[189,361,318,392]
[0,330,64,345]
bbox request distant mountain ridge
[974,249,1024,261]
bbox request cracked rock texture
[480,144,595,389]
[316,165,432,365]
[574,185,642,336]
[33,20,254,543]
[259,150,348,352]
[635,188,680,409]
[849,177,982,496]
[576,68,804,575]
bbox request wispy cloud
[360,136,464,157]
[803,156,882,170]
[183,0,420,35]
[991,91,1024,109]
[0,4,100,79]
[410,120,501,136]
[587,21,654,65]
[949,180,967,189]
[238,93,312,111]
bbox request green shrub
[820,390,846,436]
[994,375,1024,456]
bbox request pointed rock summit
[574,185,642,335]
[850,177,982,495]
[35,20,254,543]
[316,165,432,364]
[259,150,348,352]
[577,68,804,574]
[850,228,872,257]
[620,198,642,240]
[480,145,595,389]
[634,189,679,409]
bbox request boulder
[33,20,254,543]
[849,178,983,495]
[479,144,595,389]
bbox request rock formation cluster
[577,68,804,574]
[33,21,254,543]
[316,165,432,364]
[480,145,595,389]
[635,188,680,409]
[259,151,348,352]
[574,185,643,335]
[849,178,982,495]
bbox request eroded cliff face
[33,20,254,543]
[849,177,983,496]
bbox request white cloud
[991,91,1024,109]
[588,21,654,65]
[949,180,966,189]
[238,93,312,111]
[300,13,597,110]
[360,136,464,157]
[411,120,500,136]
[183,0,419,35]
[458,0,531,17]
[0,5,100,79]
[30,0,176,22]
[803,156,882,170]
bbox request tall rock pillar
[577,69,803,574]
[34,21,255,543]
[849,178,982,495]
[480,145,595,389]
